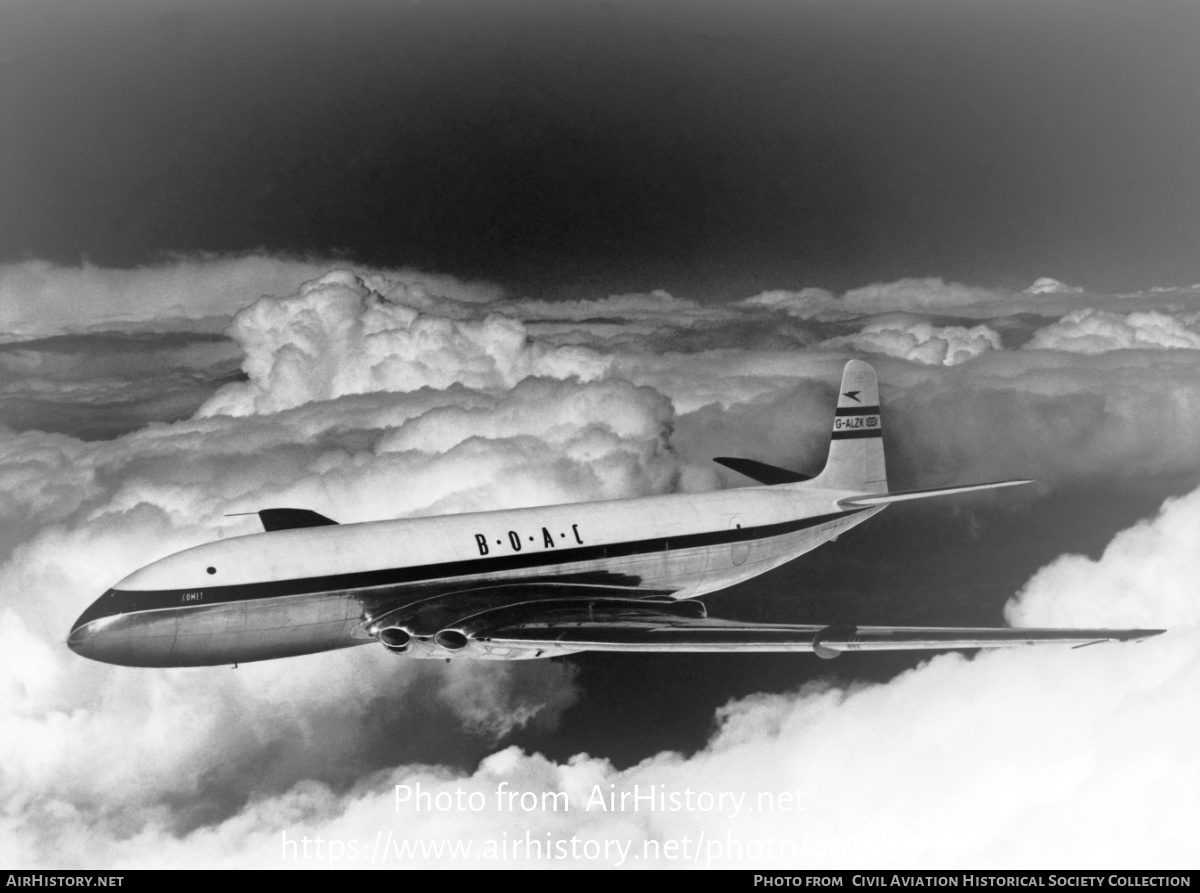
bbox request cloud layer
[1,258,1198,867]
[0,255,504,339]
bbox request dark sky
[3,0,1199,297]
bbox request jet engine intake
[434,629,469,651]
[379,627,412,653]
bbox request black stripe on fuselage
[831,429,883,440]
[80,509,865,623]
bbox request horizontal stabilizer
[838,480,1031,508]
[714,457,813,485]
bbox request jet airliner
[67,360,1162,666]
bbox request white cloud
[1025,277,1085,295]
[742,278,1200,325]
[503,289,707,323]
[739,279,1012,320]
[1026,308,1200,353]
[841,277,1012,312]
[1007,486,1200,630]
[738,287,842,319]
[199,271,610,417]
[819,316,1002,365]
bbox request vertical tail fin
[808,359,888,493]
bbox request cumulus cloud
[1024,277,1085,295]
[738,287,843,320]
[1008,487,1200,630]
[739,278,1014,319]
[1026,308,1200,353]
[199,271,609,417]
[818,316,1003,366]
[4,257,1200,868]
[840,277,1012,312]
[742,277,1200,326]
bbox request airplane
[67,360,1163,667]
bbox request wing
[395,596,1163,660]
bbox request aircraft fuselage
[68,486,877,666]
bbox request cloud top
[199,271,609,417]
[1027,308,1200,354]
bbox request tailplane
[838,480,1030,507]
[717,359,1029,501]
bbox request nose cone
[67,590,179,667]
[66,615,99,658]
[68,589,112,651]
[68,590,121,662]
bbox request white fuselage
[68,485,880,666]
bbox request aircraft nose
[68,593,111,658]
[66,589,126,662]
[66,618,92,656]
[66,589,181,667]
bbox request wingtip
[1130,628,1168,641]
[1102,628,1167,644]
